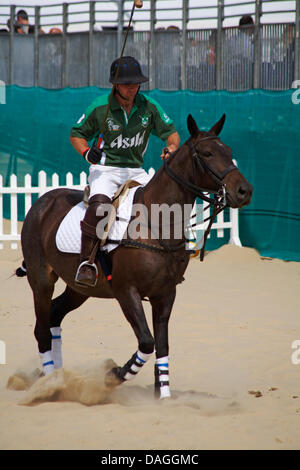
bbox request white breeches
[88,164,152,199]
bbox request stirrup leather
[75,260,98,287]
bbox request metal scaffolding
[0,1,298,90]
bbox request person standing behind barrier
[11,9,44,34]
[14,10,31,34]
[223,15,254,90]
[70,56,180,287]
[49,27,62,34]
[274,24,295,88]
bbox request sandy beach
[0,239,299,450]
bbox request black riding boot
[75,194,112,287]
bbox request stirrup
[75,260,98,287]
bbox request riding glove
[82,146,103,164]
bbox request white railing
[0,169,241,250]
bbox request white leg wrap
[123,350,152,381]
[39,350,55,375]
[50,327,62,369]
[156,356,171,399]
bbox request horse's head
[187,114,253,208]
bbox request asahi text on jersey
[110,131,146,149]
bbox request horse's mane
[146,138,191,185]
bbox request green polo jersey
[70,92,177,168]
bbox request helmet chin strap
[115,86,129,101]
[115,84,140,101]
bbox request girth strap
[114,238,186,253]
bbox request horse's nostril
[238,183,251,198]
[237,183,253,203]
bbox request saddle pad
[56,186,139,254]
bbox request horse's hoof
[105,367,124,388]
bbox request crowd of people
[0,10,295,90]
[0,9,62,35]
[186,15,294,90]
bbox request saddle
[83,179,141,247]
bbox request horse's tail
[16,260,27,277]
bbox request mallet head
[134,0,143,8]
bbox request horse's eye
[202,151,212,158]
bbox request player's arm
[70,108,103,164]
[160,132,180,159]
[70,136,89,157]
[70,135,103,164]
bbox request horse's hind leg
[50,286,88,369]
[28,267,58,375]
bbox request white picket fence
[0,169,241,250]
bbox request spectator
[15,9,31,34]
[167,25,180,31]
[223,15,254,90]
[239,15,254,30]
[282,24,295,87]
[261,22,295,89]
[7,9,45,34]
[49,27,62,34]
[206,29,217,65]
[273,24,295,88]
[186,30,217,91]
[155,25,181,89]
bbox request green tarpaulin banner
[0,86,299,261]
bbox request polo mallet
[96,0,143,149]
[96,0,143,247]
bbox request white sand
[0,241,300,450]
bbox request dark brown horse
[18,114,252,399]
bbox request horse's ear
[208,114,226,136]
[187,114,199,138]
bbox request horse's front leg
[106,287,155,386]
[151,289,176,399]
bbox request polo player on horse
[70,56,180,287]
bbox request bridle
[164,135,237,205]
[109,134,238,262]
[163,134,238,260]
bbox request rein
[108,134,237,261]
[163,135,237,260]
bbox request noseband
[163,134,238,260]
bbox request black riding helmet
[109,56,148,84]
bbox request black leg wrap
[154,364,160,399]
[105,351,150,387]
[118,352,142,381]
